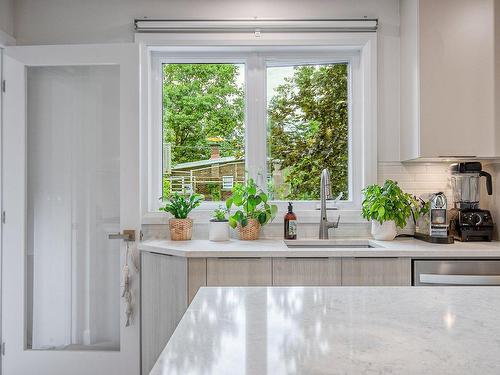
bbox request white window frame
[222,176,234,190]
[139,33,377,224]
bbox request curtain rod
[134,19,378,33]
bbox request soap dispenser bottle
[284,202,297,240]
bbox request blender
[449,162,494,241]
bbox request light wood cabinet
[273,258,341,286]
[206,258,272,286]
[341,257,411,286]
[141,252,188,375]
[187,258,207,303]
[400,0,499,160]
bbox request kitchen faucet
[319,169,340,239]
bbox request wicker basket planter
[169,218,193,241]
[237,218,261,241]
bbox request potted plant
[226,178,278,240]
[209,206,230,242]
[361,180,413,241]
[160,192,203,241]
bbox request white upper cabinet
[400,0,499,160]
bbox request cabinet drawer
[341,258,411,286]
[273,258,341,286]
[207,258,272,286]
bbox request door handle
[108,230,136,242]
[419,273,500,285]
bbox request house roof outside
[172,156,242,170]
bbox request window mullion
[245,54,268,189]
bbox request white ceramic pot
[371,220,397,241]
[209,220,230,241]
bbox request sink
[284,239,378,249]
[286,244,374,249]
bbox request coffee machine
[449,162,494,241]
[428,192,449,238]
[415,192,454,243]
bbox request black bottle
[284,202,297,240]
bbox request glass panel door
[26,66,120,351]
[3,43,139,375]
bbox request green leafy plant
[211,206,228,222]
[162,63,349,202]
[159,192,204,219]
[206,182,222,201]
[163,64,245,166]
[361,180,414,229]
[225,178,278,228]
[268,64,349,200]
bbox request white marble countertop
[150,286,500,375]
[138,237,500,258]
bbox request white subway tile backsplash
[405,165,429,174]
[378,161,452,202]
[431,163,453,171]
[377,164,405,174]
[411,174,449,183]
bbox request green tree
[163,64,245,165]
[268,64,349,200]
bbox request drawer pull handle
[419,274,500,285]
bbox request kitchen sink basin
[286,244,374,249]
[284,239,379,249]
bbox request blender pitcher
[450,162,492,209]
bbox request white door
[1,44,140,375]
[0,45,4,375]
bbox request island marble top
[150,286,500,375]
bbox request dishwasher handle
[419,273,500,285]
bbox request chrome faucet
[319,169,340,239]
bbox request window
[148,43,376,215]
[222,176,235,190]
[162,63,245,201]
[267,63,349,201]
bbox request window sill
[142,209,365,225]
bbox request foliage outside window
[267,63,349,200]
[162,63,245,201]
[161,61,350,202]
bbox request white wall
[0,0,14,36]
[13,0,401,161]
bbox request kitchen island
[150,286,500,375]
[139,238,500,374]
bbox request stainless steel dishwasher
[413,260,500,286]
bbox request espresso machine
[449,162,494,241]
[428,192,449,238]
[415,192,454,243]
